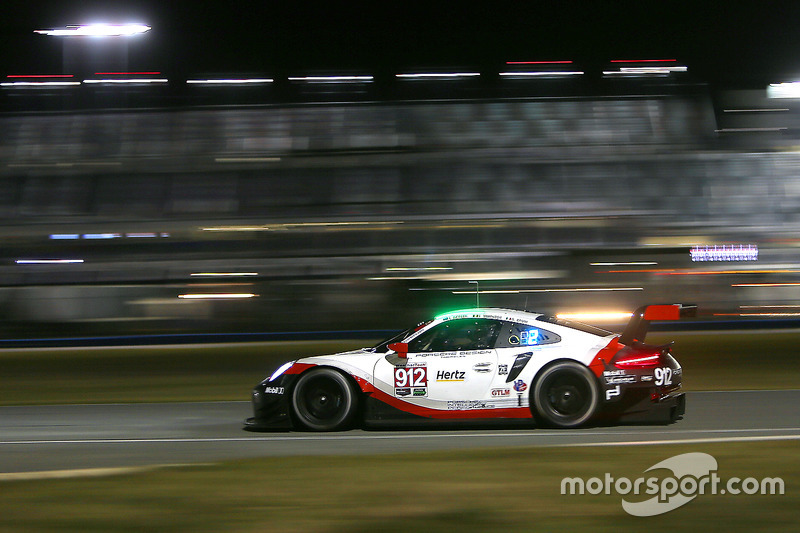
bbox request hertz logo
[436,370,466,381]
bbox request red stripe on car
[589,337,623,377]
[354,375,376,394]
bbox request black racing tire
[531,361,599,428]
[290,368,359,431]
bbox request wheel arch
[528,357,602,427]
[287,364,365,429]
[289,363,365,392]
[530,357,598,388]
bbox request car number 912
[395,367,428,387]
[654,367,673,386]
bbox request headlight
[269,361,295,382]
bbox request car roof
[434,308,543,324]
[433,307,616,337]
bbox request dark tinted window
[408,318,502,352]
[495,321,561,348]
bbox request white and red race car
[245,305,691,431]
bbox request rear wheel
[290,368,359,431]
[532,361,599,428]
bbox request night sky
[3,1,800,87]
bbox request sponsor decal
[491,388,511,397]
[441,312,506,321]
[641,375,654,382]
[498,364,509,376]
[447,400,493,410]
[413,388,427,397]
[606,375,637,385]
[436,370,466,382]
[441,314,470,320]
[605,385,622,400]
[512,380,528,406]
[603,370,627,376]
[416,352,465,359]
[395,388,411,397]
[264,386,285,394]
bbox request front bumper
[243,374,297,431]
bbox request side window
[494,321,561,348]
[408,318,502,352]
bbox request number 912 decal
[654,367,673,386]
[395,367,428,387]
[394,366,428,397]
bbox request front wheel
[290,368,359,431]
[531,361,599,428]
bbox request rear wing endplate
[619,304,697,345]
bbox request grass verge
[0,441,796,532]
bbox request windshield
[369,319,433,352]
[370,328,413,352]
[536,315,615,337]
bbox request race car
[245,304,692,431]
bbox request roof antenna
[524,294,529,311]
[469,280,480,308]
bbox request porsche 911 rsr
[245,304,692,431]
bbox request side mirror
[388,342,409,358]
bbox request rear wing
[619,304,697,345]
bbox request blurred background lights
[190,272,259,277]
[187,78,274,85]
[396,72,480,79]
[555,312,633,322]
[690,244,759,262]
[34,24,151,37]
[288,75,373,83]
[15,259,84,264]
[767,82,800,98]
[178,293,257,299]
[3,9,800,339]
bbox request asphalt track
[1,390,799,476]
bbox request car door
[373,317,502,412]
